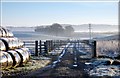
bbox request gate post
[39,40,42,55]
[51,40,53,50]
[35,40,38,56]
[92,41,96,58]
[44,41,48,54]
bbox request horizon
[1,1,118,27]
[4,23,118,27]
[5,23,118,33]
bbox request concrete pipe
[0,26,30,69]
[0,38,9,51]
[7,38,16,49]
[2,52,13,69]
[10,37,19,49]
[0,38,14,50]
[0,27,14,37]
[7,50,21,67]
[18,40,24,48]
[0,37,19,50]
[2,27,9,37]
[0,27,6,37]
[15,49,28,66]
[9,37,23,49]
[6,29,14,37]
[13,37,24,49]
[0,29,2,37]
[0,52,8,69]
[21,48,30,61]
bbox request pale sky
[1,0,119,26]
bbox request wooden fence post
[48,40,50,52]
[51,40,53,50]
[92,41,96,58]
[78,40,80,49]
[44,41,48,54]
[39,40,42,55]
[49,40,51,52]
[35,40,38,56]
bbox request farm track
[23,46,90,78]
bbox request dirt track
[24,47,90,78]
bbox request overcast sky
[1,0,119,26]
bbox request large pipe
[0,37,24,50]
[21,47,30,61]
[0,49,30,69]
[0,27,14,37]
[0,27,6,37]
[0,51,13,69]
[6,29,14,37]
[1,27,9,37]
[0,52,8,69]
[3,52,13,68]
[15,48,30,66]
[9,37,19,49]
[0,29,2,37]
[7,50,21,67]
[0,39,6,51]
[0,26,30,69]
[18,40,24,48]
[0,38,9,51]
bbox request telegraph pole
[89,23,92,40]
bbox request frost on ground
[85,58,120,77]
[96,40,119,58]
[89,65,120,77]
[80,39,120,77]
[1,56,51,77]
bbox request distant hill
[35,23,118,32]
[6,23,118,33]
[61,24,118,32]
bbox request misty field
[96,40,119,57]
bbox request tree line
[35,23,74,36]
